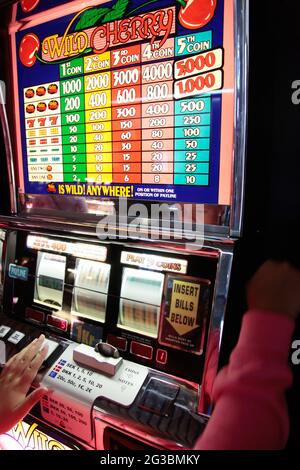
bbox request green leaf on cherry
[74,7,110,31]
[74,0,130,31]
[102,0,129,23]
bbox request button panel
[156,349,168,365]
[25,308,45,324]
[130,341,153,360]
[42,338,60,362]
[7,331,26,345]
[0,340,6,365]
[47,316,68,332]
[107,334,127,352]
[0,325,11,339]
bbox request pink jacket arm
[194,310,295,450]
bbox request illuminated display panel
[10,0,234,205]
[27,234,108,261]
[0,420,74,450]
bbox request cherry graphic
[20,0,40,13]
[179,0,217,30]
[19,33,40,67]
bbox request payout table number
[24,30,223,188]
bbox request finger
[0,336,46,384]
[13,387,49,423]
[3,351,23,373]
[19,335,45,365]
[13,335,46,376]
[30,343,49,370]
[0,355,17,377]
[20,344,49,388]
[1,346,30,380]
[4,335,44,376]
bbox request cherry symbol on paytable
[19,33,40,67]
[20,0,40,13]
[179,0,217,30]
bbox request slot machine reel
[119,268,164,337]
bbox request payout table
[14,0,233,204]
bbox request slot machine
[0,0,248,450]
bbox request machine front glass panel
[9,0,236,220]
[4,229,218,384]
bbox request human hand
[0,334,50,434]
[247,260,300,320]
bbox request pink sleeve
[194,310,295,450]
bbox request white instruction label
[40,344,148,443]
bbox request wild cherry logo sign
[18,0,218,67]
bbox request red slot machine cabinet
[0,0,248,450]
